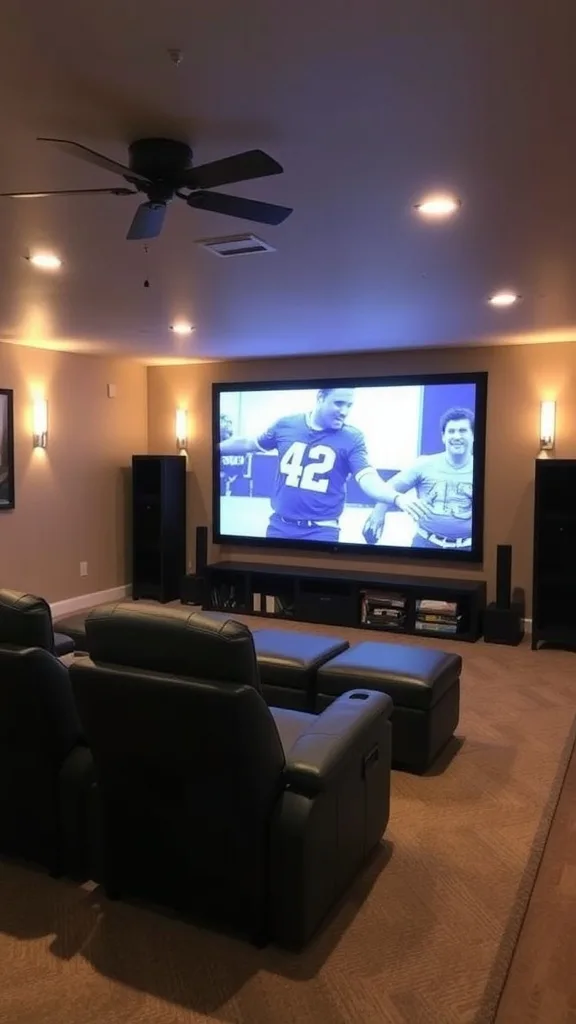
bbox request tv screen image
[213,373,487,560]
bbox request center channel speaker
[484,543,524,646]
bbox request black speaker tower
[483,544,524,645]
[531,458,576,650]
[181,526,209,605]
[195,525,208,575]
[131,455,187,603]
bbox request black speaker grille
[495,544,512,608]
[195,526,208,575]
[131,455,186,602]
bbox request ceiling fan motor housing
[14,135,292,240]
[128,138,194,182]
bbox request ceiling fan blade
[181,150,283,190]
[0,187,136,198]
[184,189,293,225]
[37,137,151,185]
[126,201,167,241]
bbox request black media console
[202,561,487,643]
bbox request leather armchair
[0,593,93,874]
[70,602,392,949]
[0,588,75,656]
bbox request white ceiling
[1,0,576,361]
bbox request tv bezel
[212,370,488,563]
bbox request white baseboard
[51,584,132,620]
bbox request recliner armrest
[283,689,392,797]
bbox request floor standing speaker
[132,455,186,604]
[195,525,208,575]
[495,544,512,608]
[181,526,209,605]
[484,543,524,646]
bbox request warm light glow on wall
[539,400,556,452]
[32,398,48,448]
[175,408,188,451]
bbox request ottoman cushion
[317,641,461,710]
[252,629,349,710]
[53,632,75,656]
[252,629,349,689]
[53,613,88,651]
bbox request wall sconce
[175,408,188,452]
[32,398,48,448]
[539,400,556,452]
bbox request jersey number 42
[279,441,336,493]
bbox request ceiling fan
[0,137,293,240]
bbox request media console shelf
[203,561,487,643]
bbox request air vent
[196,233,276,257]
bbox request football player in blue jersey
[362,407,475,550]
[218,387,427,542]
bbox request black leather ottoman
[252,629,350,711]
[54,632,75,656]
[316,641,461,773]
[53,614,88,651]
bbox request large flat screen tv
[213,371,488,561]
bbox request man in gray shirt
[362,407,475,550]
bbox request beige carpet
[495,730,576,1023]
[1,620,576,1024]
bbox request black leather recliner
[0,588,75,656]
[70,602,393,949]
[0,591,93,874]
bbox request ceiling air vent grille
[195,233,276,257]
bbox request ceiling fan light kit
[0,136,294,241]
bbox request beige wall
[0,342,147,602]
[3,339,573,610]
[147,342,576,612]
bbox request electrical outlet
[80,561,88,577]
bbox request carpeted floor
[495,732,576,1023]
[2,612,576,1024]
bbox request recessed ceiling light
[27,252,62,270]
[488,291,520,307]
[170,321,194,335]
[415,194,461,219]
